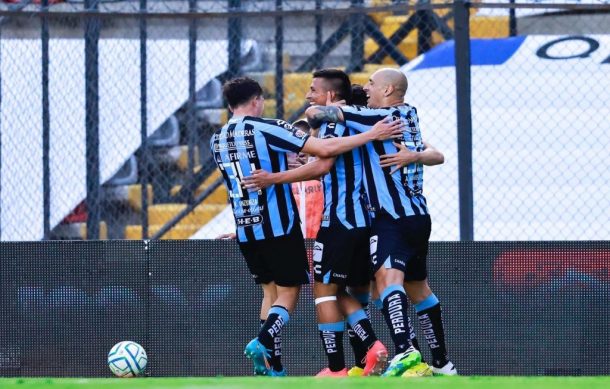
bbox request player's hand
[241,169,275,191]
[380,142,420,174]
[326,91,346,107]
[215,232,236,240]
[370,117,404,141]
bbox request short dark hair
[222,77,263,108]
[351,84,368,106]
[312,68,352,103]
[292,119,311,134]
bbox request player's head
[306,68,352,106]
[364,68,408,108]
[223,77,264,116]
[291,119,313,165]
[350,84,368,107]
[292,119,311,134]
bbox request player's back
[341,104,428,219]
[211,116,310,242]
[318,121,369,229]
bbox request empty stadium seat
[149,114,180,147]
[195,78,224,109]
[240,40,264,73]
[107,155,138,186]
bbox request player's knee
[404,280,432,304]
[313,282,339,299]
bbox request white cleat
[430,361,458,376]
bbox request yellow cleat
[401,362,433,378]
[347,366,365,377]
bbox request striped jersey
[340,104,429,219]
[319,121,370,229]
[211,116,310,242]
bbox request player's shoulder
[244,116,294,130]
[211,124,228,141]
[343,105,395,117]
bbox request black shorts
[370,213,431,281]
[238,226,310,287]
[313,225,371,287]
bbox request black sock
[346,309,378,350]
[381,286,413,354]
[415,294,449,368]
[319,322,345,372]
[347,324,367,368]
[261,318,283,371]
[407,316,425,362]
[258,305,289,370]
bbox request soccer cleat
[315,367,348,377]
[401,362,433,377]
[431,361,458,376]
[244,338,272,376]
[271,369,287,377]
[347,366,365,377]
[362,340,388,376]
[381,346,422,377]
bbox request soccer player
[243,71,444,377]
[211,76,403,376]
[305,68,457,377]
[242,69,390,377]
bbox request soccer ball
[107,341,148,377]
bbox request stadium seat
[147,203,226,225]
[195,78,224,109]
[157,145,200,171]
[102,184,154,212]
[149,115,180,147]
[196,108,227,126]
[170,169,222,198]
[107,155,138,186]
[240,40,264,73]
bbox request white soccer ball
[107,341,148,377]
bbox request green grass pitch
[2,377,609,389]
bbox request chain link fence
[0,0,609,241]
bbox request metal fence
[0,0,609,242]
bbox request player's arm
[300,117,403,158]
[305,105,345,129]
[379,141,445,174]
[242,158,335,191]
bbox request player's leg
[344,284,370,375]
[245,228,309,376]
[402,214,455,376]
[404,279,456,375]
[260,281,278,323]
[370,215,421,377]
[314,282,348,376]
[259,282,280,368]
[370,279,422,362]
[338,289,387,376]
[341,227,388,376]
[312,227,350,376]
